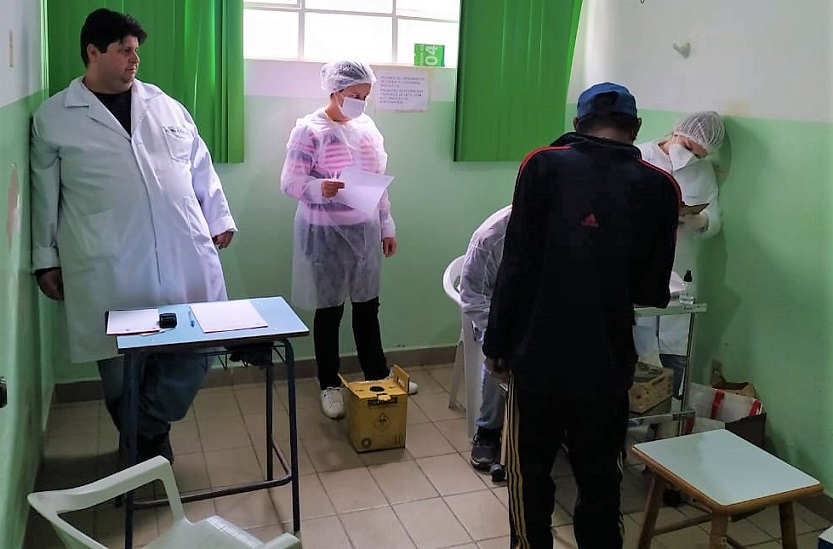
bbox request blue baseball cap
[576,82,637,119]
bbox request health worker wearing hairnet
[281,60,417,420]
[633,111,726,396]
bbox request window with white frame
[243,0,460,67]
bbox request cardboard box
[340,365,409,453]
[629,362,672,413]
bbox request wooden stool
[632,429,822,548]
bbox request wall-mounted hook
[672,42,691,58]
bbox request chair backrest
[28,456,183,549]
[443,255,465,306]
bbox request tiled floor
[25,363,832,548]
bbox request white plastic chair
[442,255,485,439]
[27,456,302,549]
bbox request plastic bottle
[679,269,695,305]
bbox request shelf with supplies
[628,299,707,428]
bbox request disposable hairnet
[674,111,726,153]
[320,61,377,93]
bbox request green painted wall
[636,108,833,493]
[0,92,54,549]
[54,96,524,382]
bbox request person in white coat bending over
[281,60,417,421]
[30,8,237,463]
[633,111,725,397]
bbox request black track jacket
[483,132,681,396]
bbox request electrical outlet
[0,377,7,408]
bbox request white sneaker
[320,387,345,419]
[385,374,418,395]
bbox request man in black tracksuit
[483,82,681,548]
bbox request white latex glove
[679,213,709,232]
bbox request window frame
[243,0,459,65]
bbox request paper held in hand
[106,308,160,335]
[333,167,394,215]
[681,202,708,216]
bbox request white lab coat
[633,141,721,356]
[31,78,237,363]
[459,205,512,342]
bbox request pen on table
[188,309,196,327]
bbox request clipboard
[681,203,708,216]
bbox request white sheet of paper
[190,300,268,333]
[106,308,160,335]
[333,167,394,215]
[669,271,685,297]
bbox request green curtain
[46,0,245,163]
[454,0,583,162]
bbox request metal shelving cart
[628,299,708,430]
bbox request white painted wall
[246,59,457,102]
[0,0,43,107]
[569,0,833,122]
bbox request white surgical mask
[669,143,699,171]
[339,96,366,119]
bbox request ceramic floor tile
[156,499,216,531]
[213,490,281,530]
[405,423,456,459]
[434,418,472,453]
[394,497,472,549]
[246,523,289,542]
[445,490,510,541]
[277,379,322,411]
[94,505,158,549]
[417,454,488,496]
[411,392,467,422]
[242,410,293,445]
[293,405,349,440]
[319,467,388,513]
[294,515,352,549]
[340,506,417,549]
[795,502,833,530]
[359,447,413,466]
[425,365,455,392]
[302,436,365,473]
[252,436,316,477]
[407,369,448,395]
[193,387,241,421]
[407,399,432,425]
[369,460,439,504]
[170,451,212,493]
[203,446,263,487]
[234,384,270,416]
[47,402,100,436]
[270,472,336,521]
[476,537,511,549]
[197,414,253,451]
[169,419,202,455]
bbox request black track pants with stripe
[504,377,630,548]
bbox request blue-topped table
[113,297,309,549]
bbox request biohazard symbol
[374,413,391,431]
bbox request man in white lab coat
[30,8,237,462]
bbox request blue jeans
[475,362,506,431]
[659,354,686,398]
[97,353,211,438]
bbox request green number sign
[414,44,445,67]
